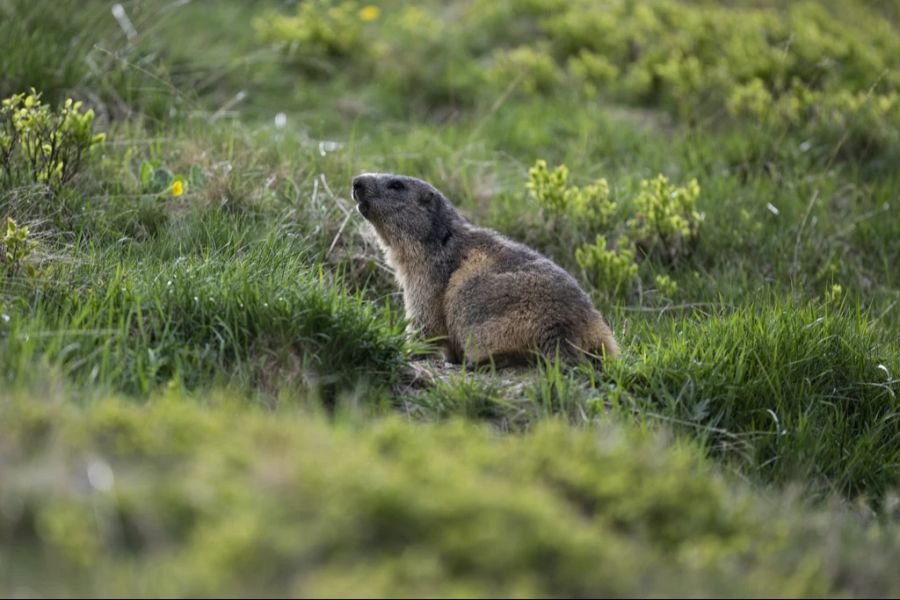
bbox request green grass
[1,0,899,596]
[2,389,898,597]
[1,216,407,397]
[612,299,900,502]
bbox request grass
[611,299,900,502]
[1,214,408,397]
[2,389,899,597]
[1,0,899,596]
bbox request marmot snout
[353,172,619,367]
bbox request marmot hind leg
[535,317,619,367]
[537,337,585,365]
[454,317,537,369]
[464,320,587,369]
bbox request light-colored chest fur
[380,242,447,338]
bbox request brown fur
[352,173,619,367]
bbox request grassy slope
[1,0,899,596]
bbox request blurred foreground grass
[2,389,899,597]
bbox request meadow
[1,0,899,596]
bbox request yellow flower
[171,179,184,197]
[359,5,380,21]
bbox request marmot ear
[419,190,435,205]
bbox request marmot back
[352,173,619,367]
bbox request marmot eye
[386,179,406,191]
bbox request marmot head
[352,173,460,250]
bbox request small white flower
[87,459,114,492]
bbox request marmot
[352,173,619,367]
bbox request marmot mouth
[356,199,372,219]
[351,186,371,218]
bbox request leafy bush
[1,216,36,278]
[255,0,369,74]
[627,175,702,262]
[488,44,562,95]
[526,159,616,232]
[527,160,700,301]
[575,234,638,301]
[654,273,678,299]
[256,1,491,111]
[727,79,900,159]
[0,91,104,190]
[549,1,899,123]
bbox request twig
[311,177,319,209]
[327,211,352,256]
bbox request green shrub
[727,79,900,159]
[527,160,700,300]
[1,216,36,278]
[654,273,678,299]
[488,44,562,95]
[0,90,104,190]
[526,159,616,232]
[567,49,620,96]
[255,1,370,74]
[575,234,638,301]
[627,175,702,262]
